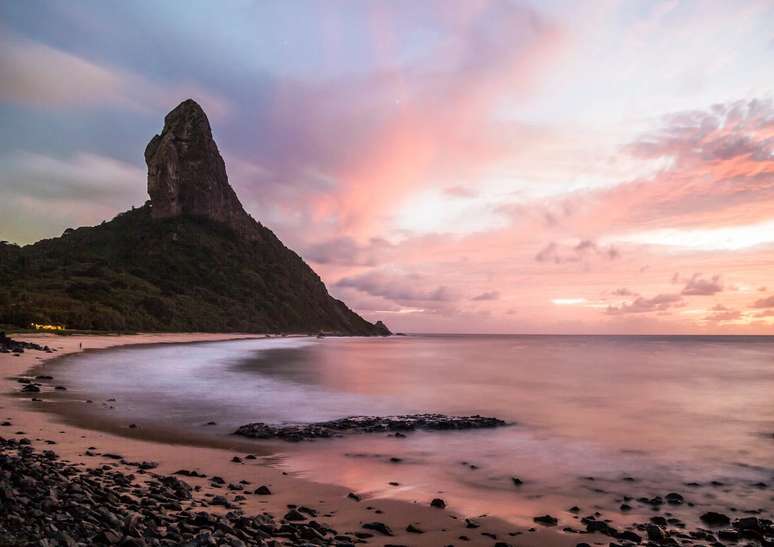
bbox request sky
[1,0,773,334]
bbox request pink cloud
[681,274,723,296]
[255,2,567,240]
[335,270,457,306]
[751,296,774,309]
[535,240,619,264]
[586,99,774,233]
[606,293,683,315]
[703,308,742,322]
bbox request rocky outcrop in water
[234,414,508,442]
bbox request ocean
[35,334,774,527]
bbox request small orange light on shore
[30,323,66,331]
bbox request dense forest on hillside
[0,206,387,335]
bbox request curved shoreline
[1,333,574,546]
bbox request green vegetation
[0,206,383,335]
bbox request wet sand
[0,333,576,546]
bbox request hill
[0,100,389,336]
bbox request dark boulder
[700,512,731,527]
[533,515,558,526]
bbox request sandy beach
[1,333,576,546]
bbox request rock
[734,516,763,531]
[254,485,272,495]
[283,509,306,521]
[511,476,523,486]
[297,505,318,517]
[533,515,558,526]
[718,529,740,541]
[347,492,361,501]
[430,498,446,509]
[234,413,507,441]
[373,320,392,336]
[362,522,393,536]
[159,476,193,500]
[406,524,424,534]
[175,469,206,478]
[618,530,641,543]
[211,495,230,507]
[665,492,684,505]
[585,519,617,536]
[700,511,731,527]
[646,524,665,541]
[145,99,258,240]
[93,529,122,544]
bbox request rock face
[145,99,259,239]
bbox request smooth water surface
[40,335,774,526]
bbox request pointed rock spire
[145,99,259,238]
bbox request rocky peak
[145,99,259,239]
[373,320,392,336]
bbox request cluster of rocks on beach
[531,496,774,547]
[3,432,773,547]
[0,331,54,355]
[234,414,507,442]
[0,436,355,546]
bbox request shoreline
[1,332,575,546]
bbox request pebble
[431,498,446,509]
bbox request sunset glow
[1,1,772,334]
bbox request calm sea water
[40,335,774,526]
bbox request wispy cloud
[681,274,723,296]
[751,296,774,309]
[0,34,229,117]
[472,291,499,301]
[606,294,683,315]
